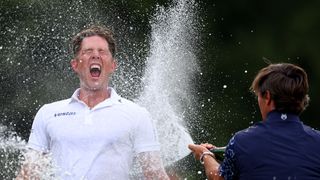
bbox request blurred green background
[1,0,319,179]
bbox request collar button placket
[84,107,93,125]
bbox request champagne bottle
[210,146,226,162]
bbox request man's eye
[83,49,93,54]
[81,49,108,55]
[99,50,107,54]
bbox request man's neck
[78,88,110,108]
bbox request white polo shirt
[27,88,160,180]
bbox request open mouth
[90,64,101,77]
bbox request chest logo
[54,112,76,117]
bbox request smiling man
[17,25,169,180]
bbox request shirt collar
[69,87,123,108]
[265,110,300,123]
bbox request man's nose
[91,50,101,59]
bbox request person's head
[70,25,117,91]
[250,63,309,119]
[71,25,116,58]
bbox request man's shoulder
[44,98,70,106]
[113,98,153,123]
[233,122,266,142]
[302,124,320,137]
[117,98,147,111]
[40,98,71,112]
[237,122,264,134]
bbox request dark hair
[250,63,310,114]
[71,25,116,57]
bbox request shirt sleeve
[132,107,160,154]
[27,105,50,153]
[219,136,238,180]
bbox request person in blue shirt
[189,63,320,180]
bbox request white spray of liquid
[137,0,200,166]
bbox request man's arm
[188,144,224,180]
[201,152,224,180]
[16,149,49,180]
[138,151,170,180]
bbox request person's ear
[70,59,78,72]
[111,58,117,72]
[265,90,272,105]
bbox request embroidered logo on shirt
[281,113,287,120]
[54,112,76,117]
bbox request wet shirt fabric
[219,110,320,180]
[27,88,160,180]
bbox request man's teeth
[90,64,101,77]
[90,64,101,70]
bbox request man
[189,63,320,180]
[17,25,169,180]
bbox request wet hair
[71,25,116,57]
[250,63,310,115]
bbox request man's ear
[111,59,117,72]
[70,59,78,72]
[265,90,272,105]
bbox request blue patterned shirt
[219,136,238,180]
[218,110,320,180]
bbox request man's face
[71,35,116,91]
